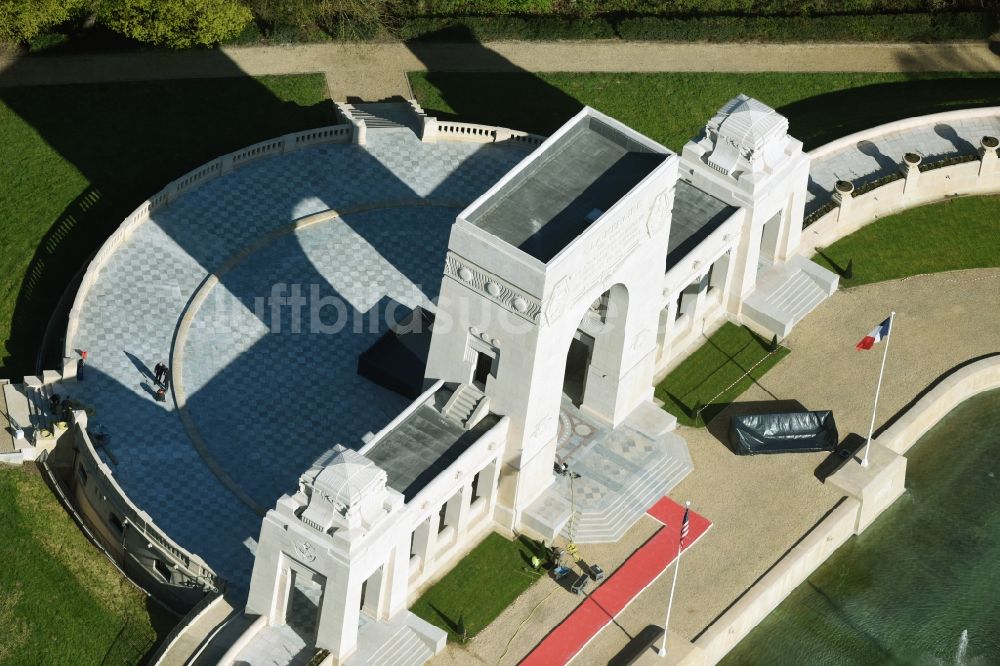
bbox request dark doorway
[473,351,492,390]
[563,333,595,407]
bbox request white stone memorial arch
[425,107,680,529]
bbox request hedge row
[398,11,997,42]
[394,0,981,18]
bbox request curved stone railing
[808,107,1000,163]
[877,354,1000,455]
[63,123,354,360]
[148,591,226,665]
[73,410,224,592]
[799,107,1000,256]
[424,118,545,146]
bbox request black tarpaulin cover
[729,411,838,455]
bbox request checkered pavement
[68,128,532,598]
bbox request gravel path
[434,267,1000,665]
[1,41,997,99]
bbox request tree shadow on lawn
[406,26,583,137]
[0,53,338,379]
[777,76,1000,152]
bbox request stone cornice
[444,253,541,324]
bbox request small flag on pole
[856,317,892,351]
[679,505,690,545]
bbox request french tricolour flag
[856,317,892,351]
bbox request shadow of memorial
[0,40,582,597]
[405,27,585,137]
[0,51,339,378]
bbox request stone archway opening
[284,567,324,642]
[561,284,630,423]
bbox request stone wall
[683,354,1000,665]
[686,498,860,665]
[798,108,1000,257]
[877,354,1000,456]
[69,410,222,612]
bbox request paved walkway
[432,270,1000,666]
[65,128,533,598]
[1,41,998,99]
[522,497,710,666]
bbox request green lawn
[409,72,1000,152]
[0,465,165,663]
[0,73,335,379]
[655,323,790,427]
[813,195,1000,287]
[411,532,545,642]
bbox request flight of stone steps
[764,272,827,321]
[743,255,838,338]
[341,102,419,131]
[562,440,691,544]
[441,384,487,429]
[365,625,435,666]
[345,612,443,666]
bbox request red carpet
[520,497,711,666]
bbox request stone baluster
[832,180,854,223]
[901,152,921,196]
[979,136,999,177]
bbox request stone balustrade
[801,136,999,256]
[423,118,545,146]
[799,106,1000,257]
[63,123,354,359]
[72,411,224,593]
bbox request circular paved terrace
[67,128,533,598]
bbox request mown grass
[0,73,334,379]
[410,532,545,642]
[409,71,1000,152]
[655,323,790,427]
[0,465,161,664]
[813,195,1000,287]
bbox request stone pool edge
[679,354,1000,665]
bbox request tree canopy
[98,0,252,48]
[0,0,85,44]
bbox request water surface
[722,388,1000,665]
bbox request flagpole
[862,311,895,468]
[660,501,690,658]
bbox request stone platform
[63,125,534,599]
[522,399,692,544]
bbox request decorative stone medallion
[444,253,541,323]
[294,541,317,562]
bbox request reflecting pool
[722,388,1000,666]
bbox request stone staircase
[563,448,690,543]
[522,402,693,545]
[343,102,420,131]
[345,611,445,666]
[365,624,435,666]
[441,384,488,430]
[22,376,58,433]
[742,255,839,339]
